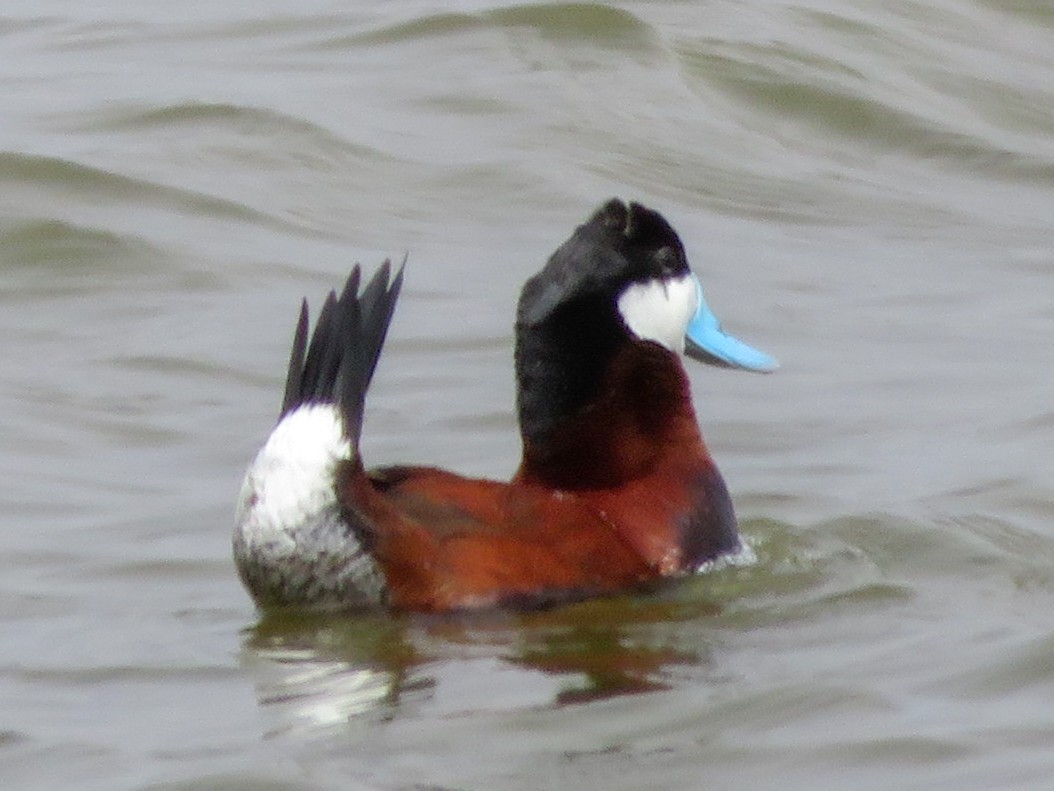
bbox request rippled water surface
[4,1,1054,789]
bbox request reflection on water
[241,592,723,737]
[246,648,404,736]
[243,613,420,737]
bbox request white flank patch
[236,404,352,548]
[616,273,698,353]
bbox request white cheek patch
[616,273,698,353]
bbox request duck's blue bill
[684,275,778,373]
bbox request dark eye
[652,246,679,275]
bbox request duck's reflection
[243,611,424,736]
[248,647,396,732]
[241,594,719,736]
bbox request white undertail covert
[236,403,352,544]
[234,403,386,607]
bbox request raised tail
[234,263,401,608]
[280,261,404,447]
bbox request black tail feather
[280,299,310,418]
[279,262,404,447]
[339,261,403,446]
[299,290,338,403]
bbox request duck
[234,199,777,612]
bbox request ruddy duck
[235,199,776,612]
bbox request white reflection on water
[245,646,403,737]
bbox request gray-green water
[4,1,1054,789]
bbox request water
[3,1,1054,788]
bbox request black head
[517,199,690,329]
[515,199,701,449]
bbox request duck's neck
[516,295,619,470]
[515,309,705,489]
